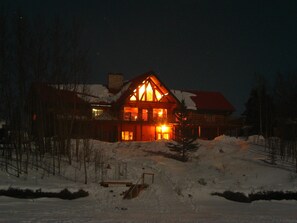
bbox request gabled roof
[53,71,179,107]
[112,71,180,106]
[42,72,235,114]
[171,90,235,113]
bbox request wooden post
[142,173,144,185]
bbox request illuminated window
[92,108,103,119]
[129,78,166,102]
[142,109,148,121]
[121,131,133,140]
[157,133,169,140]
[155,90,162,101]
[156,125,170,140]
[123,107,138,121]
[153,108,167,121]
[146,82,153,101]
[139,84,146,101]
[130,95,137,101]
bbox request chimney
[108,73,124,93]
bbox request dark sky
[2,0,297,114]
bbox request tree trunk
[83,139,88,184]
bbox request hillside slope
[0,136,297,222]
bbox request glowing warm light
[92,108,103,118]
[129,78,168,102]
[156,125,169,133]
[156,124,170,140]
[155,90,162,101]
[153,108,167,121]
[124,107,138,121]
[147,83,153,101]
[161,125,168,132]
[139,84,145,101]
[122,131,133,140]
[163,134,169,140]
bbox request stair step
[123,184,148,199]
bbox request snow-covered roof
[76,85,111,104]
[50,73,234,113]
[170,90,197,110]
[53,83,131,105]
[171,89,235,112]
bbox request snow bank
[214,134,240,142]
[1,137,297,222]
[247,135,265,145]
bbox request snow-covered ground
[1,136,297,223]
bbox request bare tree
[0,12,91,177]
[0,12,13,172]
[13,11,32,176]
[83,139,88,184]
[50,16,90,165]
[0,12,11,121]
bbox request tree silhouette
[243,76,273,136]
[167,100,199,162]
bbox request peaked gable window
[129,78,166,102]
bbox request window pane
[92,108,103,119]
[121,131,133,141]
[130,95,137,101]
[163,133,169,140]
[139,84,145,101]
[124,107,138,121]
[132,78,166,102]
[153,108,167,121]
[155,90,162,101]
[146,82,153,101]
[142,109,148,121]
[156,125,170,140]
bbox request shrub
[212,190,297,203]
[211,191,250,203]
[0,187,89,200]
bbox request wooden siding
[188,113,227,126]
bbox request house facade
[30,71,238,141]
[87,72,179,141]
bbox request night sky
[2,0,297,114]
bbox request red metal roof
[187,90,235,112]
